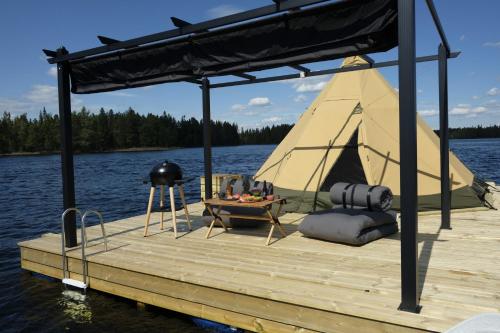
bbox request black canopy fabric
[69,0,397,94]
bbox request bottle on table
[225,183,233,198]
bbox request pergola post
[439,43,451,229]
[397,0,420,313]
[56,47,77,247]
[202,77,213,199]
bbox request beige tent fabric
[255,60,363,192]
[255,56,475,198]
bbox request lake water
[0,140,498,332]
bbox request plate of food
[238,193,263,203]
[222,194,240,201]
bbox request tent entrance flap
[320,128,368,191]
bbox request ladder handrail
[82,209,108,252]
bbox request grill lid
[149,160,182,186]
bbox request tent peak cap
[341,56,369,68]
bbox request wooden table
[203,197,287,245]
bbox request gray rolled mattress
[330,182,393,212]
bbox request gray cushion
[298,208,398,245]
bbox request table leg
[265,203,286,245]
[266,225,276,246]
[178,185,192,231]
[273,201,287,237]
[144,186,155,237]
[205,204,227,239]
[206,220,216,239]
[215,206,227,231]
[276,221,287,237]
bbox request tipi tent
[255,56,488,212]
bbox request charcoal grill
[144,161,192,238]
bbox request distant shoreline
[0,146,180,157]
[1,138,499,158]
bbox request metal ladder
[61,208,108,291]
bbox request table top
[204,197,285,208]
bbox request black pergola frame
[46,0,455,313]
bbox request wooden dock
[19,192,500,332]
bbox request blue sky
[0,0,499,129]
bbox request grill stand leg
[160,185,165,230]
[178,185,192,231]
[169,186,177,238]
[144,186,155,237]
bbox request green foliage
[239,124,293,145]
[432,125,500,139]
[3,107,498,155]
[0,107,243,154]
[448,125,500,139]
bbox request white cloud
[25,85,58,104]
[450,104,489,116]
[487,87,499,96]
[472,106,487,113]
[207,4,243,18]
[231,97,271,114]
[472,95,480,100]
[248,97,271,107]
[0,97,33,114]
[262,116,282,123]
[231,104,246,112]
[295,80,328,93]
[418,109,438,117]
[47,66,57,78]
[281,75,331,93]
[450,107,469,115]
[459,34,465,41]
[0,84,83,116]
[450,104,470,115]
[417,89,423,94]
[294,94,307,103]
[483,41,500,47]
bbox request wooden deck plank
[18,191,500,332]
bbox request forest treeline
[432,126,500,139]
[0,108,292,154]
[1,108,499,155]
[447,125,500,139]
